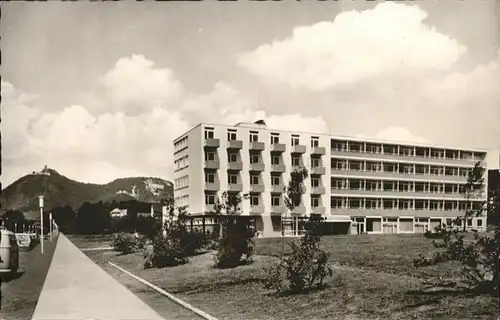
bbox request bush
[111,232,141,254]
[264,218,333,294]
[214,217,256,269]
[144,232,188,269]
[181,229,207,256]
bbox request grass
[74,233,498,320]
[1,236,58,320]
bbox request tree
[282,167,309,256]
[212,191,256,268]
[460,161,486,231]
[3,210,26,233]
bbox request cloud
[238,2,466,91]
[374,127,428,144]
[101,54,184,115]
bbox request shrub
[214,216,256,269]
[111,232,141,254]
[144,232,187,269]
[264,217,333,294]
[181,229,207,256]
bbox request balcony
[250,205,265,214]
[204,160,220,170]
[311,206,326,215]
[249,163,265,172]
[291,144,306,154]
[311,166,326,175]
[250,141,265,151]
[271,143,286,153]
[204,204,217,213]
[271,184,285,193]
[329,188,466,200]
[311,147,326,156]
[311,186,325,195]
[329,208,469,218]
[227,161,243,171]
[228,183,243,192]
[271,164,286,173]
[292,205,306,215]
[204,138,220,148]
[227,140,243,150]
[271,206,286,214]
[204,182,220,191]
[249,184,265,193]
[329,168,468,183]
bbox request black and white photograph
[1,1,500,319]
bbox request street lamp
[39,196,44,254]
[49,212,53,241]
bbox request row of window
[205,151,321,167]
[204,127,321,147]
[331,178,483,194]
[203,127,484,161]
[174,175,189,190]
[204,171,323,187]
[331,159,476,176]
[174,195,189,208]
[331,197,483,210]
[174,156,189,171]
[174,137,188,153]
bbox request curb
[108,262,219,320]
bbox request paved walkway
[32,234,165,320]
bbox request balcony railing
[330,207,472,218]
[271,143,286,153]
[249,163,265,171]
[271,206,286,214]
[329,188,469,200]
[228,183,243,192]
[311,166,326,175]
[249,184,265,193]
[227,140,243,150]
[271,164,286,173]
[311,206,326,215]
[271,184,285,193]
[311,147,326,156]
[227,161,243,171]
[292,205,306,215]
[204,182,220,191]
[204,138,220,148]
[311,186,325,195]
[291,144,306,154]
[250,141,265,151]
[329,168,468,183]
[204,160,220,170]
[250,205,265,214]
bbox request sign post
[39,196,44,254]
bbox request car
[0,228,20,275]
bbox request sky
[2,1,500,187]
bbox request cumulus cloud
[374,127,429,144]
[101,54,184,114]
[238,2,466,91]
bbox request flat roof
[173,122,489,153]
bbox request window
[366,199,379,209]
[227,130,237,141]
[250,174,259,185]
[311,137,319,148]
[228,174,238,184]
[477,219,483,227]
[271,133,280,144]
[311,158,320,168]
[467,218,473,227]
[271,156,280,165]
[205,173,215,183]
[250,154,259,164]
[332,159,347,170]
[205,193,215,205]
[271,175,281,185]
[331,197,343,208]
[365,180,379,191]
[271,195,281,206]
[332,140,347,151]
[446,218,453,226]
[291,156,300,166]
[205,152,215,161]
[349,161,363,171]
[204,128,214,139]
[291,135,300,146]
[366,161,381,172]
[429,201,441,211]
[250,195,259,206]
[249,131,259,142]
[228,152,238,163]
[311,196,320,207]
[366,143,381,154]
[311,177,320,187]
[331,178,346,190]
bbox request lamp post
[49,212,53,241]
[39,196,44,254]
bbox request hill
[0,167,173,219]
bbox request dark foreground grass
[66,234,114,249]
[0,236,58,320]
[78,233,498,320]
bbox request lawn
[1,236,58,320]
[74,233,498,320]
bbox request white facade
[173,122,488,237]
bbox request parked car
[15,233,32,251]
[0,228,19,275]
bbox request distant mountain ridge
[0,167,173,219]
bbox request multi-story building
[173,121,488,237]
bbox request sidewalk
[32,234,165,320]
